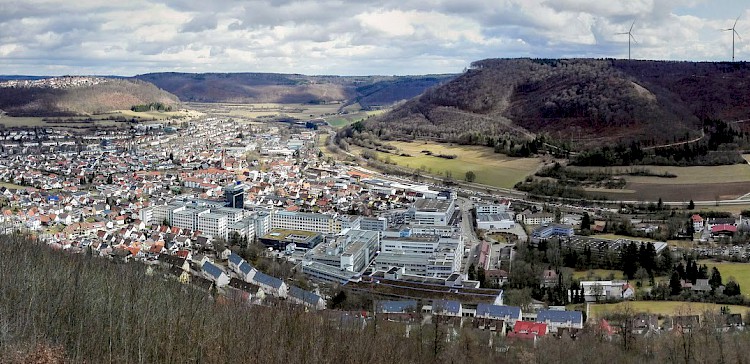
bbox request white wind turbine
[723,16,742,62]
[616,20,638,60]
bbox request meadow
[583,301,750,318]
[699,260,750,297]
[362,140,542,189]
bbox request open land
[573,162,750,201]
[699,260,750,297]
[186,102,343,120]
[0,109,194,129]
[359,140,542,189]
[581,301,750,318]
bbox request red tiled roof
[711,224,737,233]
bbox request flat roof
[261,228,321,241]
[414,198,453,212]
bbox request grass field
[583,301,750,318]
[363,140,542,189]
[699,260,750,296]
[573,163,750,201]
[572,269,625,281]
[0,182,26,189]
[326,109,388,128]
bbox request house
[376,300,420,322]
[429,299,462,322]
[251,270,288,298]
[508,321,548,339]
[580,280,634,302]
[691,278,712,292]
[707,217,736,231]
[474,304,522,332]
[229,278,265,303]
[536,310,584,332]
[202,261,230,288]
[670,315,700,333]
[227,252,245,272]
[711,224,737,237]
[691,214,704,232]
[287,285,326,310]
[541,270,558,288]
[484,269,509,287]
[236,261,257,282]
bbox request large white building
[305,229,380,274]
[374,234,463,278]
[198,213,229,240]
[411,198,456,227]
[270,211,339,234]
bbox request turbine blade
[630,34,638,43]
[736,30,742,41]
[734,15,740,28]
[615,32,629,35]
[630,20,636,32]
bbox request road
[457,197,481,275]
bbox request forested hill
[0,77,179,116]
[135,72,455,107]
[361,58,750,150]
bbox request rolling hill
[135,72,454,107]
[361,58,750,150]
[0,76,180,116]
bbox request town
[2,110,749,346]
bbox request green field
[699,260,750,297]
[572,269,625,281]
[363,141,542,189]
[326,109,387,128]
[583,301,750,318]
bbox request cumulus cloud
[0,0,747,75]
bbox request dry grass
[368,141,542,189]
[585,301,750,318]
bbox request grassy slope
[0,235,508,364]
[368,141,541,189]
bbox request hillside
[136,72,454,106]
[362,59,750,150]
[0,77,179,116]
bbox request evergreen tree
[669,271,682,296]
[725,280,741,296]
[709,267,723,290]
[580,212,591,232]
[622,242,639,279]
[659,248,674,274]
[688,200,695,210]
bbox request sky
[0,0,749,76]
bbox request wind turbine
[723,16,742,62]
[616,20,638,60]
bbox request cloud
[0,0,748,75]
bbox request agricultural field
[582,301,750,318]
[573,163,750,202]
[699,260,750,297]
[187,102,342,120]
[363,140,542,189]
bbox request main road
[457,197,481,275]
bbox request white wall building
[271,211,338,234]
